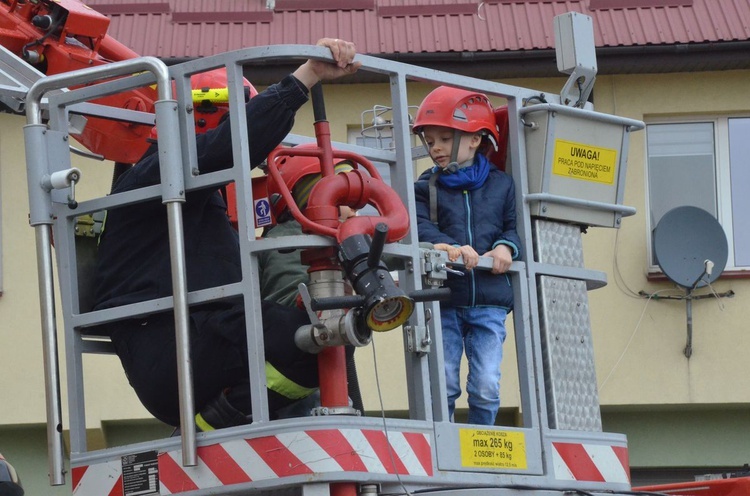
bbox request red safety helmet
[487,104,510,171]
[150,68,258,140]
[412,86,500,148]
[267,143,354,219]
[190,68,258,132]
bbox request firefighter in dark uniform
[93,39,360,430]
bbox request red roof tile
[85,0,750,60]
[81,0,749,83]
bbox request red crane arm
[0,0,157,163]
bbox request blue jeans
[441,306,508,425]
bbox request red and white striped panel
[552,442,630,485]
[72,428,433,496]
[72,461,124,496]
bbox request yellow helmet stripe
[191,87,230,104]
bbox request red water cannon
[266,144,410,244]
[264,84,417,445]
[266,85,452,434]
[266,143,414,337]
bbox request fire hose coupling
[295,279,372,353]
[294,305,372,354]
[338,223,414,332]
[41,167,82,209]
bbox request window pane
[647,123,717,229]
[728,118,750,267]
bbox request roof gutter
[377,40,750,77]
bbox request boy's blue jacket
[414,154,522,309]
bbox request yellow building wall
[0,115,154,429]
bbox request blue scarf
[435,154,490,191]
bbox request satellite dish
[653,206,728,289]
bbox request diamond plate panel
[534,220,602,431]
[534,220,585,268]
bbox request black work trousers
[107,300,315,426]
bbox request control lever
[298,283,324,327]
[367,222,387,268]
[437,263,465,277]
[42,167,82,209]
[305,287,451,312]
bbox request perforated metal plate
[535,220,602,431]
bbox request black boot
[195,391,252,432]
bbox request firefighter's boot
[194,391,252,432]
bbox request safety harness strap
[428,172,440,225]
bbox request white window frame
[645,115,748,273]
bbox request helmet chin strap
[444,129,467,174]
[418,129,474,174]
[440,128,460,173]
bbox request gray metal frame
[19,43,642,495]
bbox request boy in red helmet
[93,39,360,430]
[413,86,522,426]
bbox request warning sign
[121,450,159,496]
[459,428,527,469]
[552,139,617,184]
[254,197,273,227]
